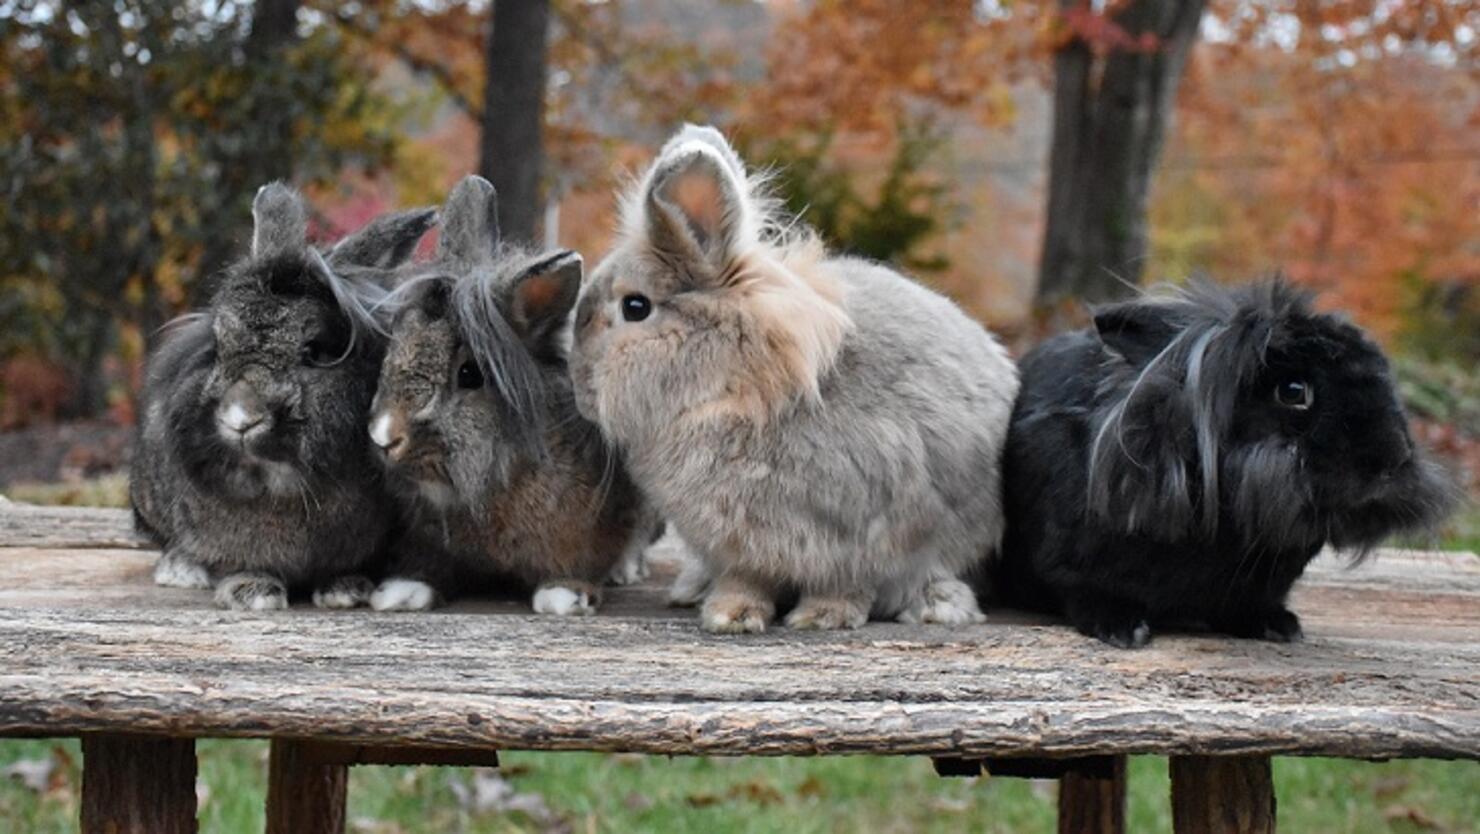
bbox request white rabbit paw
[312,575,376,609]
[532,583,598,616]
[898,578,987,625]
[153,551,212,589]
[607,549,649,586]
[215,573,288,611]
[667,558,713,607]
[370,578,441,612]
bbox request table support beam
[81,733,197,834]
[1170,755,1276,834]
[267,738,348,834]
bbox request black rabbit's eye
[457,359,484,390]
[621,293,652,322]
[302,338,338,367]
[1274,379,1313,410]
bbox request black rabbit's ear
[1093,301,1183,366]
[329,207,437,269]
[251,182,308,259]
[438,175,500,265]
[510,250,582,354]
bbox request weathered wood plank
[81,734,197,834]
[0,504,152,550]
[2,505,1478,760]
[267,739,346,834]
[1059,756,1125,834]
[1170,755,1276,834]
[296,741,501,767]
[0,605,1476,759]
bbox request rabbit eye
[1274,380,1313,410]
[301,338,339,367]
[621,293,652,322]
[457,359,484,390]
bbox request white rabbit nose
[370,412,406,454]
[370,413,394,448]
[220,402,264,434]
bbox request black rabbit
[129,183,435,610]
[997,278,1457,647]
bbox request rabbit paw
[153,551,212,589]
[785,595,869,630]
[1219,607,1304,643]
[1259,608,1304,643]
[532,583,598,616]
[370,578,441,612]
[607,549,649,586]
[312,575,375,609]
[701,590,774,634]
[215,572,288,611]
[1086,619,1152,649]
[897,578,986,625]
[667,557,713,607]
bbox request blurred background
[0,1,1477,831]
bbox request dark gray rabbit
[130,183,435,610]
[997,278,1457,647]
[367,175,652,615]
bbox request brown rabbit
[367,175,654,614]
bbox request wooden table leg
[1058,755,1126,834]
[267,738,347,834]
[1170,755,1276,834]
[81,734,197,834]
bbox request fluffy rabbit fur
[367,175,652,615]
[997,279,1458,647]
[130,183,435,610]
[569,125,1018,633]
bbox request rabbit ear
[1093,300,1183,366]
[329,207,437,269]
[509,250,582,354]
[438,175,500,265]
[251,182,308,259]
[643,138,750,282]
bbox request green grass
[2,740,1477,832]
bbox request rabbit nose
[218,386,270,439]
[370,412,407,457]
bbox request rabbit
[129,183,436,611]
[996,278,1459,648]
[567,125,1019,633]
[366,175,654,615]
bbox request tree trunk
[480,0,551,244]
[1036,0,1207,303]
[247,0,300,59]
[188,0,301,307]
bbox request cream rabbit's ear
[251,182,308,259]
[438,175,500,265]
[641,136,752,286]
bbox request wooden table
[1,502,1477,833]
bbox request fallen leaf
[449,768,562,827]
[2,757,54,793]
[796,775,827,799]
[686,791,723,808]
[929,796,971,814]
[623,791,655,812]
[1381,804,1445,831]
[728,779,784,806]
[350,819,407,834]
[1372,775,1411,800]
